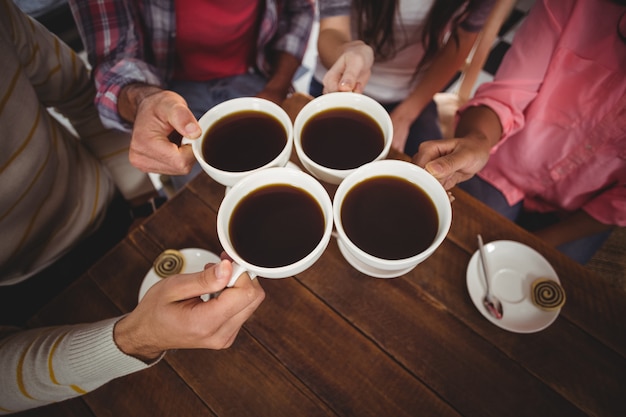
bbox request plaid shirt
[69,0,315,131]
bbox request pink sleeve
[459,0,575,148]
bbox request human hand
[124,86,201,175]
[412,134,492,190]
[114,258,265,362]
[322,40,374,94]
[256,86,287,106]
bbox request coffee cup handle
[181,137,194,146]
[227,262,257,288]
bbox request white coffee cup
[293,92,393,185]
[217,167,334,287]
[333,160,452,278]
[182,97,294,188]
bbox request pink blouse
[465,0,626,226]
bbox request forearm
[317,16,353,70]
[393,30,478,123]
[534,210,615,248]
[264,52,302,98]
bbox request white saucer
[466,240,561,333]
[337,238,415,278]
[138,248,220,302]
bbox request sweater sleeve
[0,318,160,415]
[2,0,154,202]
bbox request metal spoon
[477,234,503,320]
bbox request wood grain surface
[20,94,626,417]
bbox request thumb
[425,160,446,178]
[171,260,233,301]
[425,155,458,180]
[170,104,202,139]
[212,260,233,284]
[338,74,358,92]
[204,260,232,290]
[336,62,361,92]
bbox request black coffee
[229,185,325,268]
[202,111,286,172]
[341,176,438,260]
[301,108,384,170]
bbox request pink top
[464,0,626,226]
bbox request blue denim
[458,175,611,264]
[166,73,268,190]
[308,77,443,157]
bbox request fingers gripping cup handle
[227,262,257,288]
[199,263,257,302]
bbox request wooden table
[20,101,626,417]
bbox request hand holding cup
[182,97,294,188]
[216,167,334,286]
